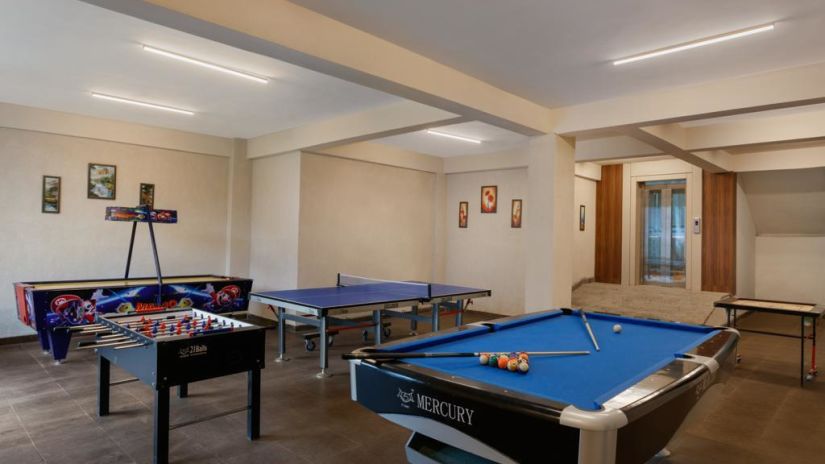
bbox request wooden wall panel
[702,171,737,293]
[595,164,623,284]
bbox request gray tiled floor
[0,310,823,463]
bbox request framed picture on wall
[458,201,468,228]
[140,183,155,208]
[42,176,61,213]
[87,163,116,200]
[579,205,586,231]
[511,199,522,228]
[481,185,497,213]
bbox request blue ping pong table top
[251,282,490,311]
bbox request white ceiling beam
[308,141,443,174]
[83,0,553,136]
[555,61,825,136]
[729,144,825,172]
[623,126,730,173]
[682,109,825,151]
[575,135,661,162]
[0,101,233,156]
[247,101,464,159]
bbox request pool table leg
[432,303,440,332]
[578,429,618,464]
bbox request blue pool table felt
[384,310,719,411]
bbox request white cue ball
[613,324,622,334]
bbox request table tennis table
[249,274,490,377]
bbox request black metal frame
[95,310,265,464]
[715,297,824,386]
[123,215,163,307]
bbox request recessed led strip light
[426,129,482,144]
[91,92,195,116]
[142,45,269,84]
[613,23,775,66]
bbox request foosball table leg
[153,387,170,464]
[98,356,110,417]
[248,368,261,440]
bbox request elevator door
[638,180,686,287]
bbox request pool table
[347,308,739,464]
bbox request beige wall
[445,168,527,315]
[735,179,756,298]
[247,152,302,318]
[0,127,230,337]
[297,153,436,287]
[573,176,596,286]
[755,236,825,303]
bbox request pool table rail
[348,309,739,464]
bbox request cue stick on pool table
[579,310,601,352]
[342,350,590,360]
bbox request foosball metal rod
[168,406,249,431]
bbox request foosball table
[77,308,265,464]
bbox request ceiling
[293,0,825,107]
[0,0,399,138]
[375,121,529,157]
[740,167,825,235]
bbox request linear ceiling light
[142,45,269,84]
[91,92,195,116]
[426,129,482,144]
[613,23,775,66]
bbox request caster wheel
[409,331,418,336]
[806,374,814,382]
[362,330,369,342]
[327,336,334,347]
[305,339,316,352]
[383,327,392,338]
[735,354,742,364]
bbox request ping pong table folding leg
[431,303,440,332]
[455,300,464,327]
[276,307,289,362]
[373,310,383,345]
[317,314,330,378]
[410,305,419,334]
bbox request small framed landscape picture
[87,163,116,200]
[579,205,586,231]
[458,201,468,228]
[481,185,497,213]
[140,183,155,209]
[42,176,61,213]
[511,199,522,228]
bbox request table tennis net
[337,273,432,299]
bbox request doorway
[637,179,687,287]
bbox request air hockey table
[15,274,253,363]
[347,308,739,464]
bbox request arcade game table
[347,308,739,464]
[14,274,253,363]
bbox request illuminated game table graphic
[250,274,490,377]
[347,308,739,464]
[15,206,253,363]
[715,296,824,386]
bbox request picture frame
[579,204,586,231]
[87,163,116,200]
[458,201,468,228]
[140,183,155,209]
[511,199,522,228]
[42,175,61,214]
[481,185,497,213]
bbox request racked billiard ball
[497,355,510,369]
[507,358,519,372]
[488,354,498,367]
[479,353,490,365]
